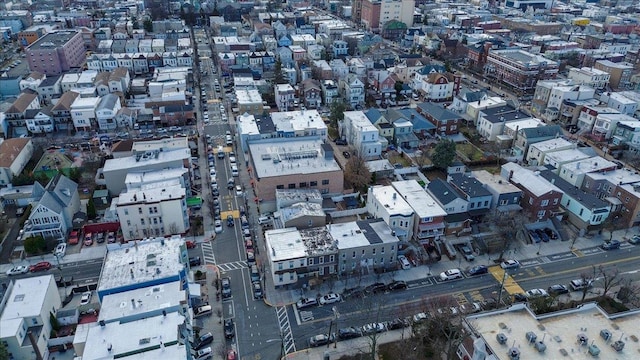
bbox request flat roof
[503,118,545,132]
[236,89,262,104]
[275,189,323,204]
[561,156,617,175]
[103,148,190,172]
[98,281,186,323]
[249,137,340,179]
[391,180,447,218]
[366,159,394,173]
[344,110,377,132]
[471,170,521,194]
[544,148,592,166]
[502,162,561,197]
[83,312,184,360]
[270,109,327,133]
[98,237,185,292]
[125,168,187,189]
[370,185,414,217]
[529,137,574,153]
[237,113,260,136]
[118,182,185,205]
[0,275,54,334]
[266,226,339,261]
[28,30,78,50]
[329,219,397,249]
[131,137,189,152]
[71,96,100,109]
[468,303,640,360]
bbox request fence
[328,207,368,219]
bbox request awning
[418,223,445,231]
[186,197,203,207]
[605,196,622,206]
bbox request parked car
[467,265,488,276]
[386,318,409,330]
[364,282,387,295]
[338,327,362,340]
[512,293,528,303]
[189,257,201,266]
[629,234,640,245]
[214,220,223,233]
[412,312,428,324]
[224,319,235,339]
[525,289,549,298]
[107,232,116,243]
[226,349,237,360]
[309,333,335,347]
[194,346,212,360]
[548,284,569,295]
[342,151,351,158]
[68,231,79,245]
[96,232,105,243]
[570,278,593,291]
[500,260,520,270]
[80,291,92,305]
[29,261,52,272]
[319,293,341,305]
[460,245,475,261]
[54,243,66,257]
[440,269,463,281]
[361,322,386,335]
[6,265,29,276]
[193,332,214,350]
[397,255,411,269]
[334,138,347,146]
[252,282,263,299]
[296,297,318,309]
[221,277,231,298]
[186,240,197,249]
[83,232,93,246]
[601,240,621,250]
[388,281,408,291]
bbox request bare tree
[412,148,432,169]
[597,265,625,299]
[412,296,466,360]
[344,152,372,192]
[484,210,528,261]
[579,266,598,302]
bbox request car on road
[224,319,235,339]
[194,346,212,360]
[226,349,237,360]
[386,318,409,330]
[296,297,318,309]
[467,265,488,276]
[68,231,79,245]
[189,257,202,266]
[361,322,386,335]
[338,327,362,340]
[629,234,640,245]
[319,293,341,305]
[235,185,243,196]
[214,220,223,233]
[309,334,335,347]
[80,291,92,305]
[226,215,235,227]
[412,312,428,323]
[29,261,52,272]
[525,289,549,298]
[6,265,29,276]
[252,282,263,299]
[601,239,621,250]
[440,269,463,281]
[512,293,528,302]
[500,259,520,270]
[548,284,569,295]
[388,281,408,291]
[365,282,388,295]
[54,243,66,257]
[221,277,231,298]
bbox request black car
[388,281,407,291]
[386,318,409,330]
[467,265,488,276]
[601,240,621,250]
[224,319,235,339]
[221,277,231,298]
[364,282,387,295]
[189,257,201,266]
[513,293,528,303]
[334,138,347,145]
[342,287,365,299]
[338,327,362,340]
[548,284,569,295]
[192,332,214,350]
[226,215,235,227]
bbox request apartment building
[339,74,365,109]
[582,169,640,227]
[361,0,415,31]
[484,49,558,92]
[342,111,382,159]
[594,60,634,89]
[26,31,86,75]
[391,180,447,244]
[367,185,415,241]
[567,67,611,89]
[525,137,574,166]
[275,83,297,111]
[471,170,522,213]
[70,96,100,132]
[236,89,264,115]
[501,162,563,220]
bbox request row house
[416,102,462,135]
[312,60,333,80]
[598,92,638,117]
[367,185,415,241]
[93,72,111,97]
[86,52,193,74]
[369,70,399,102]
[582,169,640,228]
[4,91,40,135]
[36,74,62,105]
[289,34,317,49]
[471,170,523,214]
[19,71,45,92]
[392,180,447,245]
[556,156,617,188]
[611,120,640,150]
[541,84,595,122]
[299,79,322,109]
[390,57,431,83]
[501,162,563,221]
[343,111,382,160]
[70,96,100,132]
[380,109,420,148]
[339,74,366,109]
[512,124,563,159]
[576,105,619,135]
[426,179,472,236]
[95,94,122,131]
[51,91,80,131]
[447,173,493,219]
[329,59,349,80]
[306,44,325,61]
[484,49,559,92]
[567,67,611,89]
[154,104,195,126]
[275,84,297,111]
[25,107,54,134]
[321,80,339,105]
[592,112,636,141]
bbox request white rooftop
[237,113,260,136]
[266,227,334,262]
[505,118,545,133]
[587,168,640,185]
[279,202,325,223]
[98,281,186,323]
[270,109,327,133]
[544,148,592,166]
[275,189,323,204]
[249,138,340,179]
[118,182,185,205]
[236,89,263,104]
[131,137,188,152]
[560,156,617,175]
[528,137,574,153]
[391,180,447,218]
[82,312,184,360]
[370,185,414,217]
[0,275,56,336]
[125,168,187,189]
[275,83,295,93]
[329,220,398,250]
[71,96,100,109]
[98,236,185,293]
[468,303,640,360]
[467,96,506,109]
[366,159,394,173]
[502,162,561,197]
[471,170,521,194]
[103,148,190,172]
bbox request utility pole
[332,306,340,348]
[497,269,509,306]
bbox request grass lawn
[456,143,485,162]
[387,152,413,167]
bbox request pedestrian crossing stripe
[489,266,525,296]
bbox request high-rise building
[26,31,86,75]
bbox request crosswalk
[276,306,296,355]
[201,241,216,265]
[216,261,248,272]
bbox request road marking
[200,241,216,265]
[469,290,484,302]
[489,266,525,296]
[572,249,585,257]
[217,261,248,271]
[453,292,468,305]
[275,306,296,354]
[299,310,314,322]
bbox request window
[322,179,329,185]
[381,247,385,254]
[299,182,307,188]
[138,207,143,214]
[288,183,296,189]
[541,199,549,207]
[537,210,546,218]
[319,257,324,264]
[310,181,317,187]
[352,251,356,258]
[579,208,584,216]
[140,219,145,225]
[329,255,334,262]
[278,263,283,270]
[372,248,376,255]
[553,198,559,205]
[288,261,294,269]
[124,209,129,215]
[276,185,284,189]
[308,258,314,265]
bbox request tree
[68,167,82,183]
[143,18,153,33]
[131,16,139,30]
[328,101,346,129]
[344,153,371,192]
[273,59,287,85]
[485,211,527,261]
[601,215,621,241]
[0,341,8,360]
[413,148,432,169]
[597,265,625,299]
[413,296,466,360]
[431,139,457,170]
[86,198,97,220]
[578,266,598,302]
[394,81,404,100]
[24,235,46,255]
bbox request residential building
[19,71,45,92]
[277,202,326,229]
[501,162,563,220]
[299,79,322,109]
[36,74,62,105]
[115,180,189,241]
[342,111,382,159]
[321,80,339,105]
[361,0,415,31]
[391,180,447,244]
[567,67,610,89]
[416,102,461,135]
[557,156,617,188]
[331,40,348,58]
[0,275,61,360]
[539,170,610,229]
[462,95,507,125]
[577,105,619,134]
[598,92,638,117]
[275,83,297,111]
[612,120,640,151]
[594,60,634,90]
[542,84,595,122]
[448,173,493,216]
[543,148,593,170]
[26,31,86,75]
[339,74,365,109]
[525,137,574,166]
[70,96,100,132]
[22,173,80,240]
[269,110,327,139]
[235,89,264,116]
[471,170,522,213]
[0,138,33,187]
[426,179,471,236]
[592,112,637,141]
[484,49,559,92]
[95,93,121,131]
[582,169,640,227]
[476,105,531,141]
[367,185,414,241]
[248,137,343,204]
[108,67,131,93]
[512,125,563,158]
[25,107,55,134]
[51,90,80,131]
[4,91,40,124]
[413,72,460,102]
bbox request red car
[84,232,93,246]
[68,231,79,245]
[227,349,237,360]
[29,261,52,272]
[186,240,196,249]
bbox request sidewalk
[280,227,638,360]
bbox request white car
[80,291,92,305]
[209,169,216,177]
[500,259,520,270]
[54,243,66,257]
[214,220,223,233]
[6,265,29,276]
[319,293,341,305]
[525,289,549,298]
[439,269,463,281]
[235,185,243,196]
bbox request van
[226,135,233,146]
[194,304,212,317]
[231,165,238,177]
[250,265,260,282]
[258,216,271,225]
